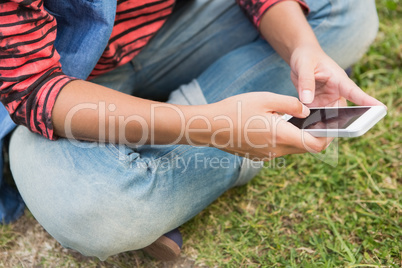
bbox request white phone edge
[282,106,387,137]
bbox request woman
[0,0,382,261]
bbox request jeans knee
[347,0,379,48]
[55,202,164,260]
[316,0,379,68]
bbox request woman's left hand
[289,45,385,107]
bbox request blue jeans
[9,0,378,260]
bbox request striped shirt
[0,0,308,140]
[89,0,176,78]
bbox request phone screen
[288,107,370,130]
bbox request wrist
[178,102,235,149]
[259,1,320,63]
[150,103,217,147]
[179,104,216,146]
[290,43,324,61]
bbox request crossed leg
[9,0,378,260]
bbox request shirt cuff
[31,75,76,140]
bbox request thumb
[297,59,316,104]
[266,94,310,118]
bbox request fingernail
[302,90,314,104]
[302,105,310,117]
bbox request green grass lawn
[1,0,401,267]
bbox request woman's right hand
[199,92,333,161]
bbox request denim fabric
[0,105,24,223]
[0,0,117,223]
[44,0,117,79]
[8,0,378,260]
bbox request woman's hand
[290,45,384,107]
[259,1,385,109]
[201,92,333,161]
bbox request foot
[143,228,183,261]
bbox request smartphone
[283,106,387,137]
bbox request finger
[266,95,310,118]
[340,77,385,106]
[296,59,316,104]
[275,119,331,154]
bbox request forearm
[259,1,321,64]
[52,81,328,160]
[52,80,213,145]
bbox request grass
[1,0,401,267]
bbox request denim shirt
[0,0,117,223]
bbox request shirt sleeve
[0,0,76,140]
[236,0,309,28]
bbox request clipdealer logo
[62,100,338,167]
